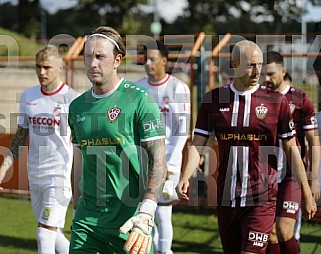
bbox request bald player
[177,40,317,254]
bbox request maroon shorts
[276,178,301,219]
[217,203,276,254]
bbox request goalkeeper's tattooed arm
[120,138,167,254]
[141,138,167,203]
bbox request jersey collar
[41,82,65,96]
[91,78,124,98]
[148,73,170,86]
[230,83,260,95]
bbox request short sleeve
[302,93,317,130]
[194,92,214,137]
[137,93,165,142]
[277,96,295,140]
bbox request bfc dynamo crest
[289,102,295,114]
[107,107,121,122]
[255,103,268,120]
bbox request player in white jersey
[0,45,79,254]
[137,40,191,254]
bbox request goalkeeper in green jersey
[68,26,167,254]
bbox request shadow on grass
[0,234,37,251]
[173,238,223,254]
[172,207,223,253]
[301,233,321,244]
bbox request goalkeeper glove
[119,199,157,254]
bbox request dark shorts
[276,178,301,219]
[217,203,276,254]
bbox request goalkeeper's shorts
[70,219,128,253]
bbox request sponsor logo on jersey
[143,119,164,133]
[107,107,121,122]
[289,102,295,114]
[42,208,51,220]
[80,137,126,148]
[283,201,299,214]
[248,231,268,247]
[27,102,37,106]
[220,133,267,141]
[29,117,60,126]
[255,103,268,120]
[219,107,230,112]
[159,106,170,113]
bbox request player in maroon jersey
[262,51,320,254]
[177,40,317,254]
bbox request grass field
[0,195,321,253]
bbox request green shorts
[69,219,128,253]
[70,219,155,254]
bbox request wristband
[139,199,157,216]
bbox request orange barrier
[0,134,29,192]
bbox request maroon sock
[279,236,299,254]
[266,243,280,254]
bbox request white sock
[55,228,70,254]
[36,227,57,254]
[155,205,173,253]
[294,208,302,240]
[153,224,159,252]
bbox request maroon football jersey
[282,85,317,158]
[195,84,295,207]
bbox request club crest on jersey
[255,103,268,120]
[163,96,169,104]
[107,107,121,122]
[53,106,61,116]
[289,102,295,114]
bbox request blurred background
[1,0,321,219]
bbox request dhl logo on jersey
[143,119,164,133]
[220,133,268,141]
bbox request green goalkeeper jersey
[68,78,165,228]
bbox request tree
[184,0,320,35]
[18,0,41,38]
[77,0,148,35]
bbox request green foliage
[1,0,320,39]
[0,28,43,56]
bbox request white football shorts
[29,183,72,228]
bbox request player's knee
[277,230,293,242]
[276,221,294,242]
[268,229,278,244]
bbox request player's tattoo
[8,127,29,161]
[141,138,167,202]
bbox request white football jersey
[137,74,191,173]
[18,83,79,185]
